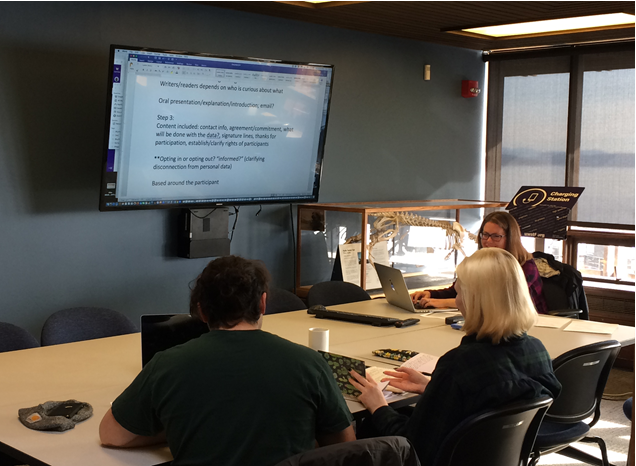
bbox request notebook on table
[374,263,457,314]
[318,351,366,400]
[140,314,209,367]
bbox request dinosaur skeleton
[344,212,477,264]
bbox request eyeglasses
[480,232,506,242]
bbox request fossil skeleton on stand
[344,212,477,264]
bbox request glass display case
[295,199,508,296]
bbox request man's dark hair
[190,255,270,329]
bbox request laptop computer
[140,314,209,367]
[375,263,457,314]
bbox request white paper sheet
[339,242,390,289]
[562,320,619,335]
[400,352,439,374]
[366,352,439,395]
[365,366,393,392]
[535,315,569,329]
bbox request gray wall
[0,2,486,338]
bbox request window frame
[565,224,635,287]
[485,42,635,290]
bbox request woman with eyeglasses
[350,248,561,465]
[411,211,549,314]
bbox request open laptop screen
[140,314,209,367]
[375,263,458,313]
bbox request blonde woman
[412,211,549,314]
[350,248,561,465]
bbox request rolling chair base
[530,436,614,466]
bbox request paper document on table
[367,352,438,395]
[365,366,396,393]
[400,352,439,374]
[535,315,568,329]
[563,320,618,335]
[382,391,402,402]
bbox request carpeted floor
[538,367,634,466]
[538,398,632,466]
[604,368,634,402]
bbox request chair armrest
[548,309,583,318]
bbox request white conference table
[0,299,633,466]
[0,335,172,466]
[261,299,457,348]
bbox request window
[500,72,569,202]
[567,226,635,287]
[576,244,634,281]
[486,45,635,290]
[578,66,635,224]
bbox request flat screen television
[99,45,335,211]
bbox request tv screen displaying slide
[99,45,335,211]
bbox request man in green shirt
[100,256,355,466]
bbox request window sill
[584,281,635,293]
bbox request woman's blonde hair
[457,248,537,344]
[478,211,532,266]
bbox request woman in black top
[349,248,561,465]
[410,211,549,314]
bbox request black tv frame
[98,44,335,212]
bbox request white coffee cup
[308,327,329,352]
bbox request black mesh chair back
[274,436,420,466]
[307,281,371,308]
[432,396,552,466]
[266,288,306,314]
[547,340,620,424]
[529,340,621,466]
[0,322,39,352]
[41,307,138,346]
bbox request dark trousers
[0,452,23,466]
[356,406,416,439]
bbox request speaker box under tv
[177,208,230,259]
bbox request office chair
[529,340,621,466]
[0,322,39,352]
[431,396,552,466]
[623,397,633,421]
[274,436,421,466]
[41,307,138,346]
[532,252,589,320]
[307,281,371,308]
[266,287,306,314]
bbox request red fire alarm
[462,80,480,98]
